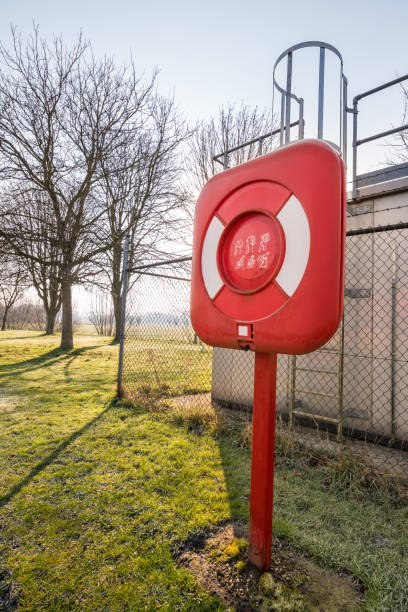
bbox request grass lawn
[0,330,407,610]
[122,332,213,399]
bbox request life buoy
[201,181,310,321]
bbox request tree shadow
[0,400,114,509]
[0,346,100,380]
[0,334,45,342]
[62,347,100,381]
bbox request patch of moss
[218,537,248,562]
[259,573,305,611]
[259,571,276,595]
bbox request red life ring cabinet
[191,139,346,354]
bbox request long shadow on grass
[0,401,113,508]
[0,346,100,379]
[0,334,45,342]
[62,344,110,381]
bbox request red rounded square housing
[190,139,346,354]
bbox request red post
[248,351,277,570]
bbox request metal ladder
[289,318,345,439]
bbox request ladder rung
[294,389,338,399]
[292,410,340,424]
[296,367,338,374]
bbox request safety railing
[213,41,349,170]
[212,121,300,169]
[273,41,349,161]
[213,42,408,206]
[352,74,408,200]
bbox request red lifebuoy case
[190,139,346,354]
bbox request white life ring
[201,194,310,301]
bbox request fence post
[391,241,398,439]
[117,234,130,398]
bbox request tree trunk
[1,306,9,331]
[112,289,121,344]
[60,276,73,349]
[111,240,123,344]
[45,277,61,335]
[45,308,57,335]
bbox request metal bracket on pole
[117,234,130,397]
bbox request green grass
[0,330,407,610]
[122,331,213,399]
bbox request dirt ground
[176,522,364,611]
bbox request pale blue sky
[1,0,407,174]
[1,1,406,117]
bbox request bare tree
[89,291,115,336]
[97,94,190,341]
[0,255,29,330]
[0,26,155,349]
[5,298,48,331]
[0,190,62,334]
[186,102,277,193]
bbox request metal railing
[212,121,300,169]
[213,42,408,204]
[352,74,408,200]
[273,41,349,160]
[213,42,350,170]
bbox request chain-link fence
[119,222,408,477]
[120,265,212,403]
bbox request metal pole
[248,352,277,570]
[280,92,285,146]
[129,255,192,273]
[352,100,358,200]
[318,47,325,139]
[285,52,292,144]
[337,317,345,440]
[117,234,130,397]
[289,355,296,428]
[355,123,408,147]
[298,99,304,139]
[391,242,397,439]
[342,78,348,166]
[340,73,343,159]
